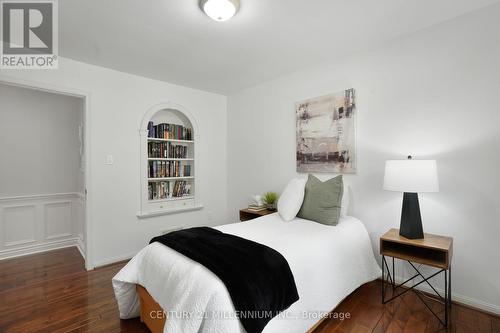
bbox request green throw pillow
[297,174,343,226]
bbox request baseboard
[92,251,138,268]
[76,237,86,260]
[390,275,500,316]
[0,238,79,260]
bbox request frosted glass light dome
[201,0,240,22]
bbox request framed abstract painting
[296,88,356,173]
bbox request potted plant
[263,192,279,211]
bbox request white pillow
[277,177,307,221]
[340,183,350,217]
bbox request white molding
[137,205,204,219]
[0,194,84,262]
[0,192,81,203]
[0,74,91,99]
[76,237,86,260]
[0,238,79,260]
[392,275,500,316]
[139,102,200,135]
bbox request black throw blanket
[150,227,299,333]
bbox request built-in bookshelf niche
[138,103,202,218]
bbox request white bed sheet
[112,213,381,333]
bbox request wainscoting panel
[2,205,37,247]
[0,193,85,260]
[45,201,73,240]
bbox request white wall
[0,83,83,196]
[0,57,228,267]
[227,5,500,313]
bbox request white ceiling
[59,0,500,94]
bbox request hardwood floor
[0,247,148,333]
[0,247,498,333]
[313,281,499,333]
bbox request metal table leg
[449,266,452,309]
[445,269,448,327]
[392,257,395,289]
[381,258,450,328]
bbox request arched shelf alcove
[137,102,203,218]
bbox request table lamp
[383,156,439,239]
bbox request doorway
[0,81,90,268]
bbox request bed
[112,213,381,333]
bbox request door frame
[0,74,94,270]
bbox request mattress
[112,213,381,332]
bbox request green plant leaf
[263,191,278,204]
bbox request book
[183,165,191,177]
[148,180,192,200]
[247,204,267,212]
[247,207,267,212]
[147,121,193,140]
[147,121,154,138]
[147,121,194,202]
[147,142,189,159]
[249,203,266,208]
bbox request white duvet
[112,213,381,333]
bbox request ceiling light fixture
[200,0,240,22]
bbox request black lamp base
[399,192,424,239]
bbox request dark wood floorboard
[0,247,498,332]
[0,247,148,333]
[314,281,500,333]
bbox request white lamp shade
[383,159,439,193]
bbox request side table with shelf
[239,208,275,222]
[380,228,453,328]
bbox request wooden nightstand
[380,228,453,328]
[239,208,275,222]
